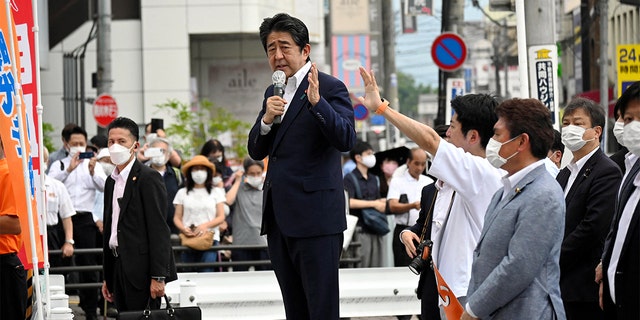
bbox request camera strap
[418,187,439,242]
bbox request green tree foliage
[155,99,250,161]
[42,122,55,152]
[397,71,433,118]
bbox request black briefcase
[117,295,202,320]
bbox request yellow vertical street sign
[617,44,640,97]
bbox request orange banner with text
[434,263,463,320]
[0,1,43,269]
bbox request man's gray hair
[149,137,173,154]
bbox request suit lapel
[477,166,541,245]
[564,149,601,204]
[618,195,640,262]
[556,168,570,190]
[616,160,640,220]
[272,75,310,151]
[117,161,141,218]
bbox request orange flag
[0,0,43,269]
[433,263,464,320]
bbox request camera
[408,239,433,275]
[79,152,94,159]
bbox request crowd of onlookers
[41,81,640,320]
[44,122,268,319]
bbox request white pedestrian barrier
[165,267,420,319]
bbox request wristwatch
[65,239,75,245]
[151,277,165,283]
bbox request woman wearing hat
[173,155,226,272]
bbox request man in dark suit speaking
[248,13,356,320]
[101,117,177,312]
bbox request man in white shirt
[42,148,75,269]
[48,124,106,320]
[387,147,431,267]
[358,68,503,317]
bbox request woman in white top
[173,155,225,272]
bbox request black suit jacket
[247,70,356,238]
[103,160,177,292]
[408,183,441,320]
[556,149,621,302]
[602,160,640,319]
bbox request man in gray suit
[462,98,566,320]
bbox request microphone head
[272,70,286,86]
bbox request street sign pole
[445,78,465,124]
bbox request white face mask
[561,125,594,152]
[101,162,116,176]
[613,121,625,146]
[191,170,208,185]
[361,154,377,169]
[212,176,223,185]
[623,121,640,156]
[109,143,135,166]
[485,136,520,169]
[69,146,86,158]
[150,155,167,166]
[246,176,264,190]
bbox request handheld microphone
[272,70,286,124]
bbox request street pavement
[69,295,419,320]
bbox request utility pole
[524,0,560,128]
[437,0,464,126]
[382,0,397,148]
[599,0,609,153]
[96,0,112,136]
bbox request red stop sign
[93,94,118,128]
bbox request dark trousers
[564,301,604,320]
[393,224,412,267]
[266,213,343,320]
[47,224,73,270]
[72,212,99,317]
[111,256,160,312]
[0,253,27,320]
[231,248,270,272]
[418,267,441,320]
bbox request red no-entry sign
[93,94,118,128]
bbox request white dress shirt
[387,169,432,226]
[543,157,559,177]
[108,159,135,249]
[48,156,106,212]
[426,140,504,298]
[563,147,598,196]
[260,61,312,135]
[44,175,76,225]
[500,159,545,201]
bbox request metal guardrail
[48,242,362,291]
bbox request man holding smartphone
[48,124,106,320]
[387,148,431,267]
[137,118,182,167]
